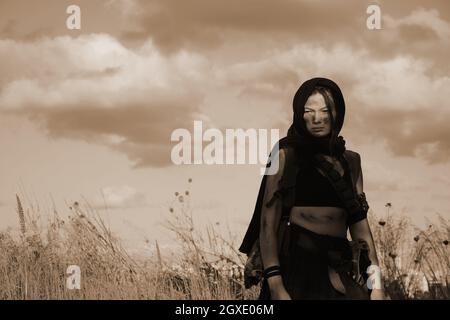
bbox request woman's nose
[313,112,324,123]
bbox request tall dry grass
[0,182,258,300]
[0,181,449,299]
[368,204,450,299]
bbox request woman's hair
[309,86,340,156]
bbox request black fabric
[311,153,368,226]
[347,193,369,226]
[259,222,369,300]
[238,145,294,255]
[348,212,367,226]
[294,164,349,208]
[239,77,349,255]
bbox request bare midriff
[289,206,348,238]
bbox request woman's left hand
[370,288,385,300]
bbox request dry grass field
[0,180,448,300]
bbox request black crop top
[294,164,351,208]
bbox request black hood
[292,77,346,136]
[279,77,347,159]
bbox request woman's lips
[312,127,324,131]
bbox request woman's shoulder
[265,145,298,180]
[343,150,363,180]
[344,149,361,164]
[344,149,360,157]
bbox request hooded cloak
[239,77,348,255]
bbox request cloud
[363,159,426,194]
[374,7,450,75]
[0,34,208,108]
[25,103,201,167]
[347,54,450,163]
[1,3,449,167]
[120,1,449,76]
[120,0,365,52]
[359,108,450,164]
[0,34,208,167]
[387,7,450,40]
[92,185,147,209]
[2,35,449,165]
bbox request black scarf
[279,77,347,164]
[239,77,347,255]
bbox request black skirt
[259,221,370,300]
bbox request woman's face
[303,92,334,137]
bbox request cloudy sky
[0,0,449,255]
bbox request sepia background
[0,0,449,299]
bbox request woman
[239,77,385,300]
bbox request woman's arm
[259,148,290,299]
[349,220,385,300]
[348,155,385,299]
[349,219,381,273]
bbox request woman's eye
[305,109,328,113]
